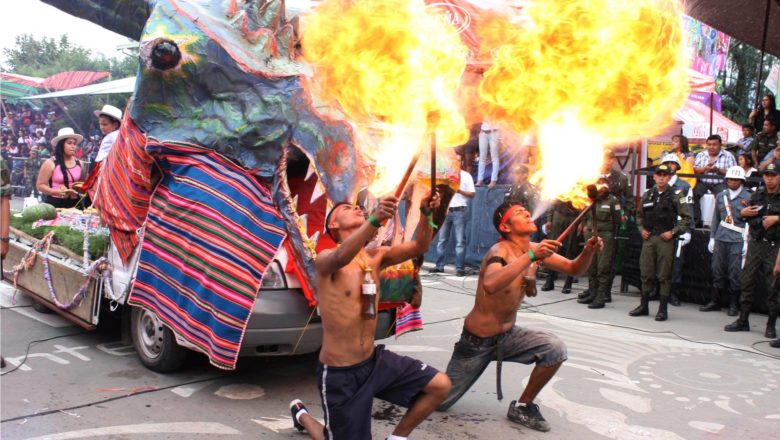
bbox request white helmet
[661,153,680,165]
[724,165,746,181]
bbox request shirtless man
[291,193,451,440]
[437,201,602,432]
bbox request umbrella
[685,0,780,59]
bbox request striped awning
[41,71,110,90]
[0,81,40,99]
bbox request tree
[718,40,779,124]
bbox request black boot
[605,291,612,303]
[727,291,739,316]
[655,297,669,321]
[629,292,650,316]
[770,339,780,348]
[669,285,681,307]
[561,276,573,294]
[578,289,592,300]
[724,310,750,332]
[699,288,723,312]
[766,312,777,339]
[577,290,596,304]
[541,274,555,292]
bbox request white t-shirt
[450,170,475,208]
[95,130,119,162]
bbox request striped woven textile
[395,303,424,338]
[93,114,152,264]
[127,139,287,370]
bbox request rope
[292,306,317,354]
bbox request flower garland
[41,255,110,311]
[11,231,56,304]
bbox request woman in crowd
[749,94,780,133]
[738,153,758,188]
[36,127,84,209]
[669,134,696,188]
[93,105,122,163]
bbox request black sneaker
[428,267,444,274]
[456,269,466,277]
[507,400,551,432]
[290,399,307,432]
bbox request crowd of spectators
[0,102,98,196]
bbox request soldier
[703,166,750,316]
[724,161,780,339]
[661,153,694,306]
[504,164,537,212]
[542,199,581,293]
[24,145,43,197]
[629,164,693,321]
[578,178,621,308]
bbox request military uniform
[631,183,692,320]
[0,158,10,197]
[750,132,778,164]
[542,200,580,293]
[24,153,43,197]
[705,186,750,314]
[579,194,621,308]
[724,185,780,337]
[669,175,694,306]
[604,170,635,215]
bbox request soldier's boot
[577,289,592,300]
[770,338,780,348]
[605,290,612,303]
[699,288,723,312]
[765,312,777,339]
[541,273,556,292]
[669,284,681,307]
[629,292,650,317]
[727,291,739,317]
[724,310,750,332]
[577,290,596,304]
[561,276,573,294]
[655,297,669,321]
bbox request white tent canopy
[22,77,135,99]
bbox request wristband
[368,215,381,228]
[424,212,437,229]
[527,249,537,262]
[419,206,432,216]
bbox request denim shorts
[437,326,567,410]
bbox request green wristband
[425,212,437,229]
[368,215,381,228]
[527,249,537,262]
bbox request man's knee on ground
[425,372,452,401]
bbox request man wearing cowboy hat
[93,104,122,163]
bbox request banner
[766,64,779,97]
[683,15,730,79]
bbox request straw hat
[50,127,84,147]
[93,104,123,122]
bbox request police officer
[578,178,621,308]
[504,164,537,212]
[704,166,750,316]
[662,153,694,306]
[542,199,581,293]
[724,161,780,339]
[630,164,693,321]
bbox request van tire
[131,307,187,373]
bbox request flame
[478,0,689,206]
[300,0,469,196]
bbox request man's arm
[709,196,721,239]
[636,192,646,233]
[671,194,693,236]
[315,197,397,276]
[750,137,760,165]
[693,153,710,174]
[381,192,440,267]
[621,174,636,215]
[543,236,602,276]
[482,240,560,295]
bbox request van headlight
[260,261,287,290]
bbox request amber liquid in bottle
[362,267,377,318]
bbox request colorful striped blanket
[127,140,286,370]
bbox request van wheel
[130,307,187,373]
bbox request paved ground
[1,268,779,439]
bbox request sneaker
[290,399,308,432]
[507,400,551,432]
[456,269,466,277]
[428,267,444,274]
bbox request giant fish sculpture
[43,0,362,369]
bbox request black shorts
[317,344,439,440]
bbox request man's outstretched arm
[543,236,602,276]
[381,192,439,268]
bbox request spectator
[630,164,693,321]
[704,166,749,316]
[429,161,476,277]
[476,121,500,188]
[693,134,737,226]
[750,119,779,166]
[749,94,780,133]
[36,128,85,209]
[667,134,697,188]
[93,105,122,163]
[725,161,780,340]
[759,139,780,172]
[736,124,755,157]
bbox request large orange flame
[478,0,689,207]
[300,0,469,196]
